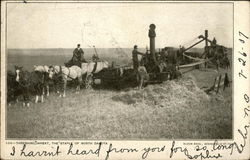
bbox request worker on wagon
[132,45,144,71]
[212,38,217,46]
[70,44,86,67]
[65,44,85,67]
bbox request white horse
[48,65,83,97]
[34,65,49,72]
[81,61,109,88]
[34,65,50,97]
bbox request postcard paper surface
[1,1,249,160]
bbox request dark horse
[14,66,44,106]
[7,70,23,105]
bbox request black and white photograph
[3,1,250,160]
[4,2,234,140]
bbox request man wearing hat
[72,44,85,67]
[132,45,144,71]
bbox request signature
[169,124,249,160]
[170,141,222,159]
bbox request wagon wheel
[85,74,93,89]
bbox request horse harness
[91,62,98,73]
[55,66,75,80]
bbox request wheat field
[6,48,232,139]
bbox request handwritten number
[239,70,247,79]
[238,58,246,66]
[244,94,249,103]
[239,31,249,39]
[239,39,245,44]
[239,51,247,57]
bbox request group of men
[68,43,145,71]
[69,43,178,73]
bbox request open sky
[7,2,233,49]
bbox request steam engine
[141,24,178,81]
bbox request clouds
[7,2,233,48]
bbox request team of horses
[7,61,109,106]
[7,59,182,106]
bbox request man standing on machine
[132,45,144,71]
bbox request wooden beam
[182,38,205,53]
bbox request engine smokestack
[148,24,157,63]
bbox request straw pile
[112,75,210,108]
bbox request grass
[6,67,232,140]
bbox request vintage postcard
[1,0,249,160]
